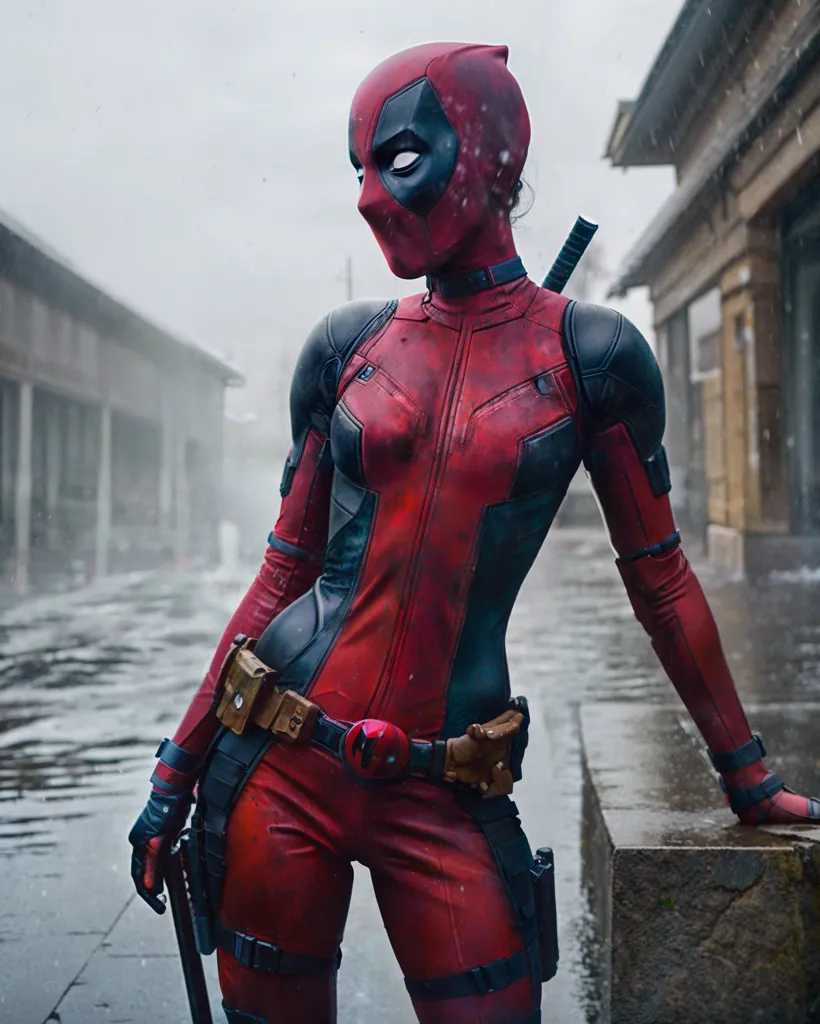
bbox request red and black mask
[349,42,531,279]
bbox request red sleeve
[152,426,331,790]
[587,422,754,757]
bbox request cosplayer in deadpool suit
[130,41,819,1024]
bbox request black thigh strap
[216,921,342,976]
[404,941,536,1001]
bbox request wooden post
[174,433,189,569]
[95,405,112,578]
[45,397,61,551]
[159,390,175,562]
[720,280,750,533]
[0,383,15,549]
[14,381,33,594]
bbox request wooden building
[606,0,820,573]
[0,208,241,593]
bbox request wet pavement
[1,527,819,1024]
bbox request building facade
[0,210,241,593]
[606,0,820,573]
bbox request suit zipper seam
[364,318,472,718]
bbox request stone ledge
[580,703,820,1024]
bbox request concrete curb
[580,703,820,1024]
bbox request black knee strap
[217,921,341,976]
[222,1004,270,1024]
[708,732,766,774]
[404,940,537,1002]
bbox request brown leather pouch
[267,689,319,743]
[215,638,278,735]
[214,636,320,742]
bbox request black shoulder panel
[290,299,397,443]
[279,299,396,497]
[563,301,666,465]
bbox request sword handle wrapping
[541,216,598,295]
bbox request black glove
[128,789,192,914]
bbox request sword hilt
[541,216,598,295]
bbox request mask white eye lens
[390,151,421,173]
[355,168,364,184]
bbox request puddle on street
[0,569,246,856]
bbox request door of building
[784,186,820,534]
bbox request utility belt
[212,633,528,793]
[183,634,558,990]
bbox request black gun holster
[185,809,217,955]
[530,847,559,982]
[184,726,275,956]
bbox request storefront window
[687,287,722,381]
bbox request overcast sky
[0,0,681,427]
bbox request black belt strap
[310,712,448,780]
[311,714,345,755]
[709,732,766,774]
[408,737,448,778]
[216,921,342,976]
[404,941,536,1001]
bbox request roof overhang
[0,208,244,386]
[609,3,820,297]
[605,0,757,168]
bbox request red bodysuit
[130,41,819,1024]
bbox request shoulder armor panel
[563,300,665,462]
[290,299,397,441]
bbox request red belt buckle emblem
[341,719,412,780]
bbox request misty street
[2,1,820,1021]
[2,525,818,1024]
